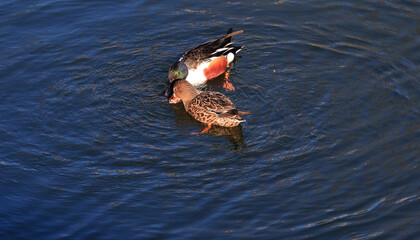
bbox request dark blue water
[1,0,419,239]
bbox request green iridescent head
[168,61,188,82]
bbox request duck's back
[187,91,245,127]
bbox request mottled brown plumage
[170,80,249,130]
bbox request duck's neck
[183,100,192,109]
[181,81,199,109]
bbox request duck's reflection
[170,103,245,149]
[205,124,245,149]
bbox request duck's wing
[195,92,240,117]
[180,28,243,67]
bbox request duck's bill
[164,78,185,104]
[164,81,180,104]
[164,83,174,99]
[169,95,180,104]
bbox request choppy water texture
[1,0,419,239]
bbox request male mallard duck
[168,28,243,89]
[168,79,249,133]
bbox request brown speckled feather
[187,91,245,127]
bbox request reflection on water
[206,125,245,149]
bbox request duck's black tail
[211,28,244,58]
[222,28,234,46]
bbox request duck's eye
[176,73,180,78]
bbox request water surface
[1,0,419,239]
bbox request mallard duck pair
[165,28,249,133]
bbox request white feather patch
[227,52,234,64]
[211,47,228,55]
[185,61,210,86]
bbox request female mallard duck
[168,28,243,89]
[168,79,249,133]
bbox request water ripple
[1,0,419,239]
